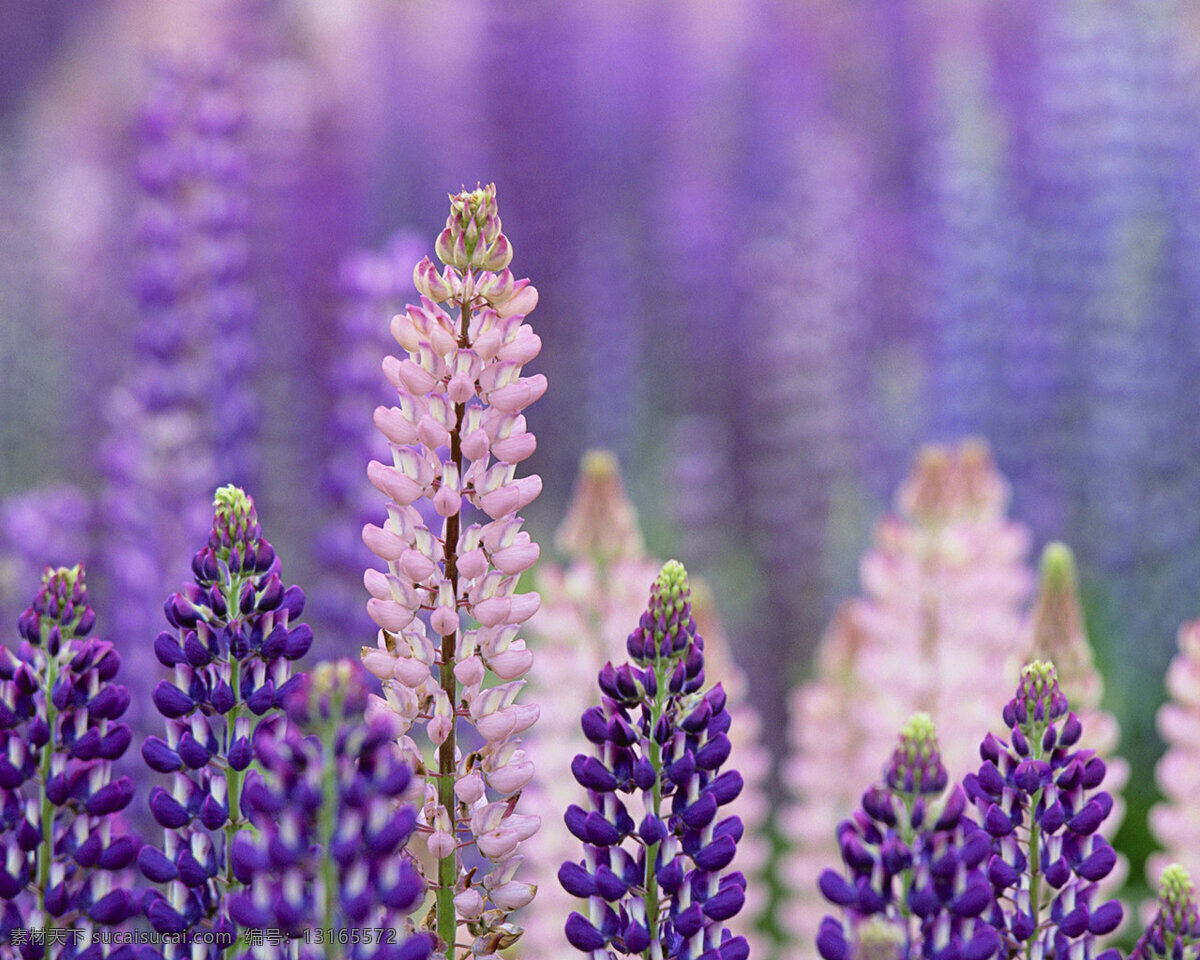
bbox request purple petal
[1089,900,1123,935]
[558,861,595,898]
[565,912,607,951]
[818,869,857,906]
[702,883,745,921]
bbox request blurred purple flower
[310,230,425,652]
[0,485,93,636]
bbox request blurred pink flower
[780,439,1036,951]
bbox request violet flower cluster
[359,184,544,959]
[0,565,140,956]
[138,485,312,948]
[524,451,770,960]
[228,659,431,960]
[1022,544,1127,891]
[560,560,748,960]
[1132,865,1200,960]
[963,661,1123,960]
[816,713,1000,960]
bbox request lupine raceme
[359,184,545,960]
[560,560,748,960]
[227,659,432,960]
[524,451,769,960]
[815,713,999,960]
[138,485,312,954]
[1132,864,1200,960]
[0,565,140,958]
[1022,544,1127,893]
[963,660,1123,960]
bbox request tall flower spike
[137,486,313,954]
[1023,543,1127,891]
[1151,618,1200,882]
[963,660,1123,960]
[228,660,433,960]
[815,713,999,960]
[523,453,770,960]
[362,185,545,960]
[1132,865,1200,960]
[0,565,141,955]
[560,561,749,960]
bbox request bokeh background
[2,0,1199,944]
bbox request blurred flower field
[2,1,1200,957]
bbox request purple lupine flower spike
[138,485,312,953]
[816,713,998,960]
[0,565,141,956]
[1132,865,1200,960]
[963,661,1123,960]
[560,560,748,960]
[524,452,771,960]
[227,659,432,960]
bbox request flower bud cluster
[816,714,999,960]
[561,561,748,960]
[963,661,1122,960]
[360,184,544,958]
[138,486,313,945]
[0,565,140,953]
[434,184,513,273]
[1023,544,1129,896]
[1133,865,1200,960]
[228,660,432,960]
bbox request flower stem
[1026,780,1045,960]
[435,298,471,959]
[318,685,347,960]
[37,653,59,924]
[642,654,677,959]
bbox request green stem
[642,654,675,960]
[318,687,346,960]
[37,654,60,922]
[223,574,254,956]
[1024,723,1048,960]
[1026,786,1044,960]
[434,298,471,959]
[225,657,243,893]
